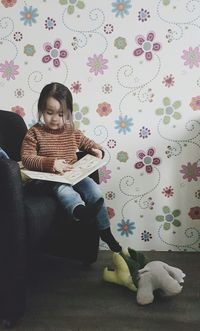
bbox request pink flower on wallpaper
[180,162,200,182]
[107,207,115,219]
[96,102,112,117]
[99,166,111,183]
[42,39,68,68]
[1,0,17,8]
[134,147,161,174]
[162,74,175,88]
[11,105,25,117]
[162,186,174,198]
[190,96,200,110]
[70,81,82,94]
[133,31,161,61]
[0,60,19,80]
[87,54,108,75]
[188,206,200,220]
[181,47,200,69]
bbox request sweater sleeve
[76,130,104,156]
[20,128,55,172]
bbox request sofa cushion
[24,194,57,250]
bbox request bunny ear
[138,266,150,274]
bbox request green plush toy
[103,247,147,292]
[103,247,185,305]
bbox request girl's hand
[53,159,73,174]
[91,148,103,159]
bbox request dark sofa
[0,110,100,327]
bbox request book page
[20,154,106,185]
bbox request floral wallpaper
[1,0,200,251]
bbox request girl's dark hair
[37,82,74,129]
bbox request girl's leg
[74,177,122,252]
[52,181,103,223]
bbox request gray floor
[1,250,199,331]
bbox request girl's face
[43,97,65,130]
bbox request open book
[20,154,106,186]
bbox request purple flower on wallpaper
[139,126,151,139]
[180,162,200,182]
[133,31,161,61]
[13,31,23,42]
[107,139,116,149]
[104,24,114,34]
[141,230,152,242]
[181,47,200,69]
[99,166,111,184]
[105,191,116,200]
[0,60,19,80]
[14,88,24,98]
[45,17,56,30]
[42,39,68,68]
[138,8,150,22]
[87,54,108,76]
[134,147,161,174]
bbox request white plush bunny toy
[136,260,185,305]
[103,248,186,305]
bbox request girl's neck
[42,124,65,134]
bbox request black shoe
[100,227,122,252]
[73,197,104,222]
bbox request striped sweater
[21,123,102,172]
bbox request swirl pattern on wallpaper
[62,7,108,53]
[157,0,200,42]
[117,54,161,114]
[157,118,200,157]
[0,16,18,60]
[119,167,161,219]
[158,224,200,251]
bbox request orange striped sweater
[21,123,102,172]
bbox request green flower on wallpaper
[73,103,90,129]
[117,151,129,162]
[162,0,170,5]
[156,206,181,230]
[59,0,85,14]
[114,37,127,49]
[155,97,181,124]
[24,44,36,56]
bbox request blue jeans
[29,177,110,231]
[53,177,110,230]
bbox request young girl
[21,82,122,253]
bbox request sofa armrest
[0,159,27,258]
[0,159,25,215]
[0,159,27,321]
